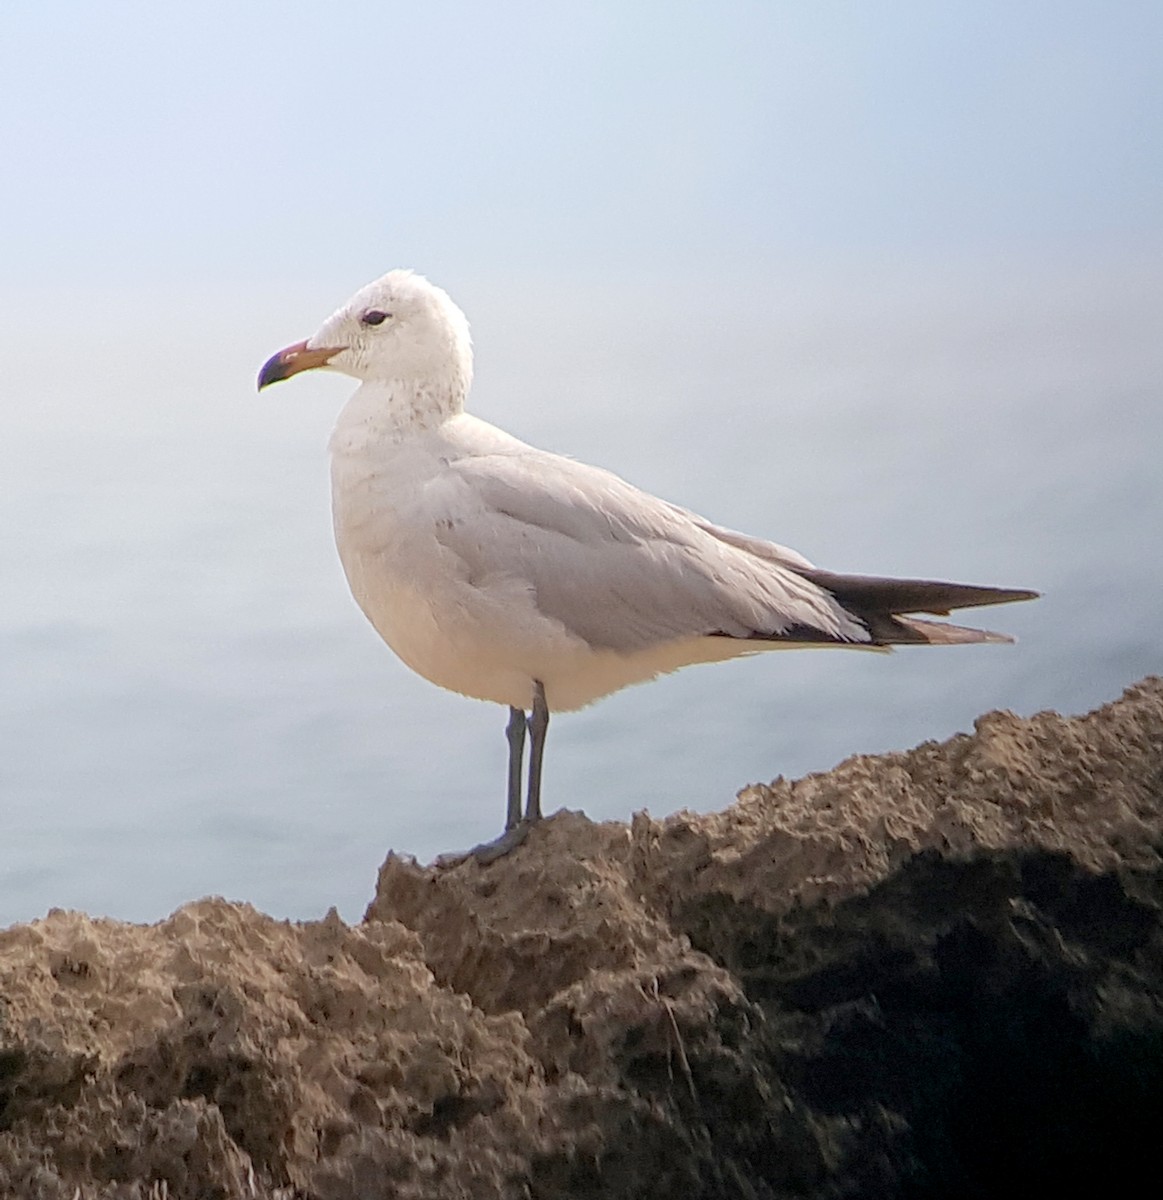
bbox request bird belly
[335,526,807,712]
[332,506,571,709]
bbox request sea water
[2,258,1160,925]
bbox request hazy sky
[3,2,1161,922]
[2,1,1159,294]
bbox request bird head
[257,269,473,394]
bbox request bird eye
[361,309,390,326]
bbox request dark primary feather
[721,571,1039,648]
[796,570,1039,616]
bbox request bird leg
[505,705,526,831]
[525,680,549,823]
[436,682,549,869]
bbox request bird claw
[434,820,535,868]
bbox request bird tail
[797,570,1039,647]
[863,613,1016,646]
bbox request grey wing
[665,505,818,571]
[432,452,870,653]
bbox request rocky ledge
[2,678,1161,1199]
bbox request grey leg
[525,680,549,823]
[434,683,547,869]
[505,706,526,831]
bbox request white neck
[331,371,468,450]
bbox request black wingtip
[801,571,1041,615]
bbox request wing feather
[431,451,867,653]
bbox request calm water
[3,258,1161,925]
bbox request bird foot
[435,820,535,868]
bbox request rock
[1,678,1161,1198]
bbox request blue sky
[2,1,1159,293]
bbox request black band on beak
[256,340,344,390]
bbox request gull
[258,270,1037,859]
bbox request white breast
[329,405,565,708]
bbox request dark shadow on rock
[677,847,1163,1197]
